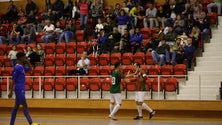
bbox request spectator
[25,0,38,16]
[0,23,7,44]
[77,0,90,29]
[183,38,196,70]
[52,0,64,19]
[103,17,116,34]
[54,21,63,40]
[189,26,200,49]
[91,0,103,28]
[143,3,158,28]
[42,8,56,23]
[111,27,121,50]
[68,51,90,75]
[130,27,143,54]
[8,45,18,67]
[164,26,177,45]
[9,23,24,44]
[72,1,80,19]
[196,11,210,41]
[2,1,18,23]
[41,20,55,44]
[156,5,166,28]
[117,9,131,35]
[95,18,104,36]
[24,46,33,58]
[33,43,45,65]
[25,46,40,66]
[129,5,143,28]
[207,0,222,16]
[58,20,75,44]
[21,23,36,44]
[191,0,202,20]
[151,39,170,66]
[170,38,184,65]
[121,2,129,14]
[119,28,131,52]
[26,10,37,24]
[173,14,185,35]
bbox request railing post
[157,75,160,100]
[199,75,201,100]
[6,77,9,97]
[78,76,80,98]
[39,76,42,98]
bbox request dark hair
[16,52,26,59]
[114,62,121,68]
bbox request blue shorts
[14,87,26,105]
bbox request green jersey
[110,71,123,94]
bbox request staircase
[177,16,222,100]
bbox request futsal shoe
[109,114,117,120]
[149,111,155,119]
[133,116,143,120]
[31,122,40,125]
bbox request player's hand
[127,70,130,75]
[8,91,13,98]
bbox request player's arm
[140,68,148,80]
[8,80,14,98]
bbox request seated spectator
[95,18,104,37]
[143,3,158,28]
[33,43,45,65]
[21,23,36,44]
[156,5,166,28]
[41,20,55,44]
[130,27,143,54]
[24,46,33,58]
[207,0,222,16]
[51,0,64,19]
[103,17,115,34]
[129,5,143,28]
[8,45,18,66]
[164,26,177,45]
[0,23,8,44]
[117,9,131,35]
[54,21,63,40]
[196,11,210,41]
[119,28,131,52]
[2,1,18,23]
[173,14,185,35]
[25,0,38,16]
[68,51,90,75]
[170,38,184,65]
[191,0,202,20]
[58,20,75,44]
[189,26,200,49]
[24,46,41,66]
[110,27,121,51]
[183,38,196,70]
[42,8,56,23]
[151,39,170,66]
[9,23,24,44]
[91,0,103,28]
[72,1,79,20]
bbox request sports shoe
[31,122,40,125]
[149,111,155,119]
[133,116,143,120]
[109,115,117,120]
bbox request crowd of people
[0,0,219,69]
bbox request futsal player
[132,63,155,120]
[8,52,39,125]
[109,62,133,120]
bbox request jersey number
[112,77,116,85]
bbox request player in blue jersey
[8,52,39,125]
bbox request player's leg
[139,91,155,119]
[134,92,143,120]
[10,104,19,125]
[109,94,115,114]
[109,93,122,120]
[22,103,33,124]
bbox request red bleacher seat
[66,42,76,54]
[66,77,78,98]
[133,52,145,65]
[44,43,56,54]
[161,65,173,78]
[110,52,121,65]
[54,78,66,98]
[17,44,26,52]
[98,53,110,66]
[164,77,179,99]
[55,42,66,54]
[3,57,11,67]
[66,54,77,66]
[55,66,66,76]
[122,52,133,65]
[88,65,99,75]
[145,52,154,65]
[151,77,165,99]
[122,65,135,74]
[76,41,87,54]
[89,77,101,91]
[148,65,161,77]
[173,64,187,78]
[44,54,55,66]
[99,66,111,75]
[43,78,55,98]
[141,27,151,39]
[32,66,44,76]
[25,77,32,91]
[55,54,66,66]
[44,66,55,76]
[80,77,89,91]
[75,30,84,42]
[2,67,13,76]
[88,54,98,66]
[0,44,7,55]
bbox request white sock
[110,104,114,114]
[110,104,120,116]
[142,103,153,113]
[137,105,143,117]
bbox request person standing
[8,52,39,125]
[132,63,155,120]
[109,62,132,120]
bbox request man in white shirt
[68,51,90,75]
[143,3,158,28]
[41,20,55,44]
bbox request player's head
[16,52,26,62]
[114,62,121,70]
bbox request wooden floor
[1,108,222,125]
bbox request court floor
[1,114,222,125]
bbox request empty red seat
[141,27,151,39]
[151,77,165,99]
[44,54,55,66]
[66,42,76,54]
[98,53,110,66]
[173,64,187,78]
[32,66,44,76]
[0,44,7,55]
[88,65,99,75]
[164,77,179,99]
[76,41,87,54]
[145,52,154,65]
[44,43,56,54]
[99,66,111,75]
[101,77,112,91]
[44,66,55,76]
[55,42,66,54]
[66,77,78,98]
[55,66,66,76]
[122,52,133,65]
[2,67,13,76]
[25,77,32,91]
[43,78,55,98]
[89,77,101,91]
[148,65,161,77]
[17,44,26,52]
[80,77,89,91]
[75,30,84,42]
[88,54,98,66]
[122,65,135,74]
[110,52,121,65]
[133,52,145,65]
[66,54,77,66]
[55,54,66,66]
[54,78,66,98]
